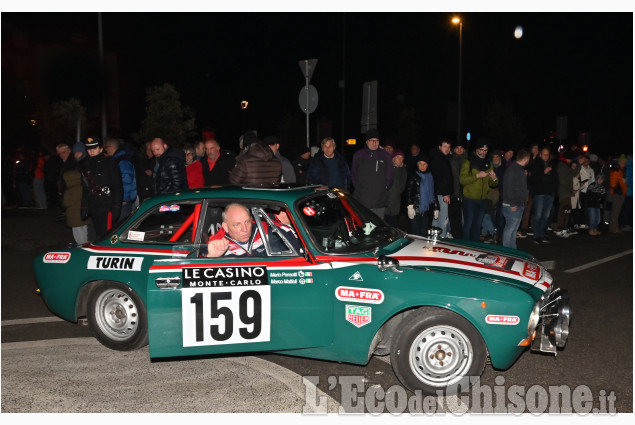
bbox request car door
[146,203,334,359]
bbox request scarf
[417,171,435,213]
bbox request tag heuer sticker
[346,305,371,328]
[349,271,363,281]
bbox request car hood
[387,235,551,292]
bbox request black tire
[86,281,148,351]
[390,307,486,395]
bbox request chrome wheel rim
[94,289,139,341]
[408,325,473,387]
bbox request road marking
[1,316,64,326]
[540,260,556,270]
[564,249,633,273]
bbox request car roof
[142,184,326,207]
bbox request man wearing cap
[292,148,312,185]
[429,138,453,237]
[351,129,393,218]
[78,136,123,238]
[459,139,498,241]
[385,149,408,227]
[266,136,295,183]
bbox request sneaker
[573,224,580,229]
[555,230,569,238]
[547,225,553,231]
[566,229,578,236]
[541,237,552,243]
[533,238,542,244]
[578,224,589,229]
[526,228,534,235]
[445,232,454,238]
[517,231,527,238]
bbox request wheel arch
[76,279,142,318]
[367,304,490,362]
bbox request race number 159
[182,286,271,347]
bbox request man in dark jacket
[501,148,530,248]
[306,137,351,190]
[292,148,312,185]
[529,147,559,243]
[429,138,453,237]
[188,138,236,186]
[78,136,123,238]
[351,129,393,218]
[229,138,281,185]
[151,138,188,194]
[449,142,467,238]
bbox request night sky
[2,9,633,157]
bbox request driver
[207,203,291,257]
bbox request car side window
[122,202,202,244]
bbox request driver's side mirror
[378,255,402,273]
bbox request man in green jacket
[460,139,499,241]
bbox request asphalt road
[1,207,632,414]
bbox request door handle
[155,277,181,289]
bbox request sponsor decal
[485,315,520,325]
[335,286,384,304]
[346,305,372,328]
[87,256,144,271]
[127,230,145,241]
[43,252,71,263]
[159,204,181,212]
[522,262,540,280]
[475,254,515,270]
[303,206,316,216]
[348,271,363,281]
[183,266,268,287]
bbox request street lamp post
[452,17,463,148]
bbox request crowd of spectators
[2,128,632,249]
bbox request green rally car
[34,185,570,395]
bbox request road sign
[299,85,318,114]
[298,59,318,82]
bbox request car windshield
[297,191,404,254]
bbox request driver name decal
[183,266,268,287]
[336,286,384,304]
[87,256,143,270]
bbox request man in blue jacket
[306,137,350,190]
[105,137,138,221]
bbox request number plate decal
[181,266,270,347]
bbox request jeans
[462,197,487,241]
[432,195,449,237]
[588,207,601,231]
[502,205,524,249]
[410,211,431,237]
[532,194,555,239]
[448,196,463,238]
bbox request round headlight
[527,302,540,334]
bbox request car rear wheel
[87,282,148,351]
[390,307,486,395]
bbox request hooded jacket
[228,142,281,185]
[459,153,498,201]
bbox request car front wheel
[390,307,486,395]
[87,282,148,351]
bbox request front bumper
[532,287,571,354]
